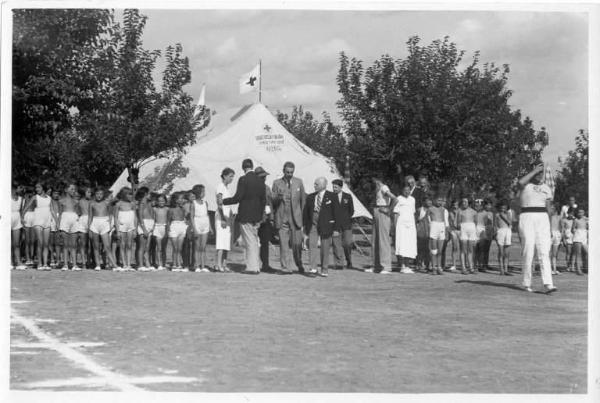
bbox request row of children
[10,182,221,272]
[384,183,588,276]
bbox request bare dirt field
[10,238,587,393]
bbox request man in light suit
[303,177,339,277]
[272,161,306,274]
[331,179,354,269]
[223,159,266,274]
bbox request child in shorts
[168,193,188,271]
[549,204,562,275]
[561,210,575,271]
[427,196,448,275]
[153,194,168,270]
[572,208,588,275]
[76,186,93,269]
[11,183,26,270]
[113,187,137,271]
[494,200,513,276]
[49,188,62,268]
[88,187,118,270]
[191,184,213,272]
[22,187,36,265]
[442,199,460,272]
[457,198,477,274]
[136,187,155,271]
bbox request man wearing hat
[331,179,354,269]
[255,166,276,273]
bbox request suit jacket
[272,176,306,229]
[334,191,354,230]
[303,190,339,238]
[223,171,266,224]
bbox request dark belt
[521,207,547,213]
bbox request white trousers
[240,223,260,272]
[518,212,553,288]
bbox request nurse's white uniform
[393,195,417,259]
[215,181,233,251]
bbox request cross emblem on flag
[247,76,257,86]
[239,63,261,95]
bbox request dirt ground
[10,238,587,393]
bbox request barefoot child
[136,187,155,271]
[88,187,118,270]
[113,187,137,271]
[458,198,477,274]
[168,193,188,271]
[549,204,562,275]
[427,195,449,275]
[494,200,513,275]
[572,208,588,275]
[58,183,81,270]
[191,185,213,272]
[153,194,168,270]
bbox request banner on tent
[255,124,284,152]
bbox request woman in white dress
[215,168,235,272]
[393,184,417,273]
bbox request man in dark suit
[303,177,339,277]
[255,166,275,273]
[331,179,354,269]
[272,161,306,274]
[223,159,266,274]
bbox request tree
[336,36,548,204]
[12,9,115,183]
[554,130,588,210]
[276,105,347,173]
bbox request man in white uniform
[517,164,557,293]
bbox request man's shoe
[379,270,392,275]
[544,285,558,294]
[241,270,259,275]
[364,268,375,273]
[400,267,415,274]
[522,285,533,293]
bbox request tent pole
[258,59,262,104]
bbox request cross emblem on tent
[246,76,257,86]
[264,124,271,132]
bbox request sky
[138,8,589,167]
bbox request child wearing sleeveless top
[191,184,213,272]
[168,193,188,271]
[136,187,155,271]
[11,183,26,270]
[114,187,137,271]
[23,182,57,270]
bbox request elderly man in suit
[223,159,266,274]
[331,179,354,269]
[272,161,306,274]
[303,177,339,277]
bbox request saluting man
[331,179,354,269]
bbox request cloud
[458,18,483,33]
[278,84,328,106]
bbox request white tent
[110,103,371,219]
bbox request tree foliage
[276,105,347,172]
[554,130,588,210]
[336,36,548,204]
[12,9,115,183]
[12,9,205,188]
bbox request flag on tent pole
[194,84,206,118]
[239,63,260,94]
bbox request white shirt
[216,182,232,218]
[314,190,326,211]
[393,195,415,222]
[520,183,552,208]
[561,204,577,218]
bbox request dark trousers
[332,228,353,267]
[258,220,272,269]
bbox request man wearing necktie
[303,177,340,277]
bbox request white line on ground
[11,309,143,391]
[11,308,201,391]
[11,300,31,304]
[34,318,58,323]
[20,375,199,389]
[11,341,106,349]
[10,351,39,355]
